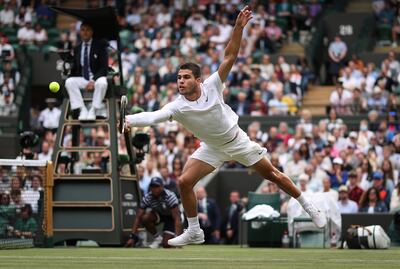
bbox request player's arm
[171,206,183,236]
[125,103,175,127]
[218,6,252,82]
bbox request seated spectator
[298,173,313,194]
[159,166,179,198]
[367,86,387,113]
[196,187,221,244]
[392,9,400,47]
[150,32,167,52]
[35,0,55,22]
[268,88,289,115]
[186,12,208,36]
[230,62,250,87]
[0,2,15,27]
[390,183,400,212]
[260,55,274,80]
[328,35,347,84]
[37,141,52,162]
[0,37,15,61]
[221,191,243,244]
[321,176,339,202]
[180,30,198,56]
[0,90,17,116]
[14,6,33,27]
[329,83,353,115]
[231,91,250,116]
[359,187,388,213]
[372,171,392,208]
[328,157,348,189]
[249,90,267,116]
[64,22,108,121]
[33,23,48,46]
[17,20,35,45]
[265,17,282,53]
[337,185,358,213]
[21,175,41,213]
[347,170,364,204]
[1,60,20,85]
[38,98,61,133]
[350,88,368,113]
[284,150,307,181]
[13,204,37,238]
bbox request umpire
[125,177,182,248]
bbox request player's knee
[177,175,192,191]
[265,168,284,183]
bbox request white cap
[298,174,310,182]
[333,157,343,165]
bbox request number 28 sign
[339,25,354,36]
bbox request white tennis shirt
[126,72,239,148]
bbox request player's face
[177,69,200,96]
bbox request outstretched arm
[218,6,253,82]
[125,104,174,127]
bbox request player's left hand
[236,5,253,28]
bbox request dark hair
[80,21,93,29]
[359,187,381,208]
[179,62,201,78]
[21,204,32,216]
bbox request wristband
[129,233,139,241]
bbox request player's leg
[251,157,327,228]
[65,77,89,120]
[168,158,215,246]
[178,158,215,218]
[88,76,108,120]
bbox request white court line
[0,256,398,263]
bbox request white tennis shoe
[304,203,327,228]
[168,229,205,247]
[149,234,163,249]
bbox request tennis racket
[119,95,127,134]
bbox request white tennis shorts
[190,129,267,168]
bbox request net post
[44,161,54,247]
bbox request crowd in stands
[0,0,56,116]
[329,48,400,115]
[372,0,400,47]
[0,166,42,239]
[115,0,324,117]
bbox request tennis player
[125,6,326,247]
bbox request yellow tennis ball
[49,81,60,93]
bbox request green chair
[2,27,17,36]
[378,23,393,46]
[47,28,60,40]
[247,192,280,212]
[7,35,18,45]
[242,192,287,247]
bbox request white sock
[187,216,200,232]
[296,193,309,207]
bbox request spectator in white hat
[337,185,358,213]
[328,157,348,189]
